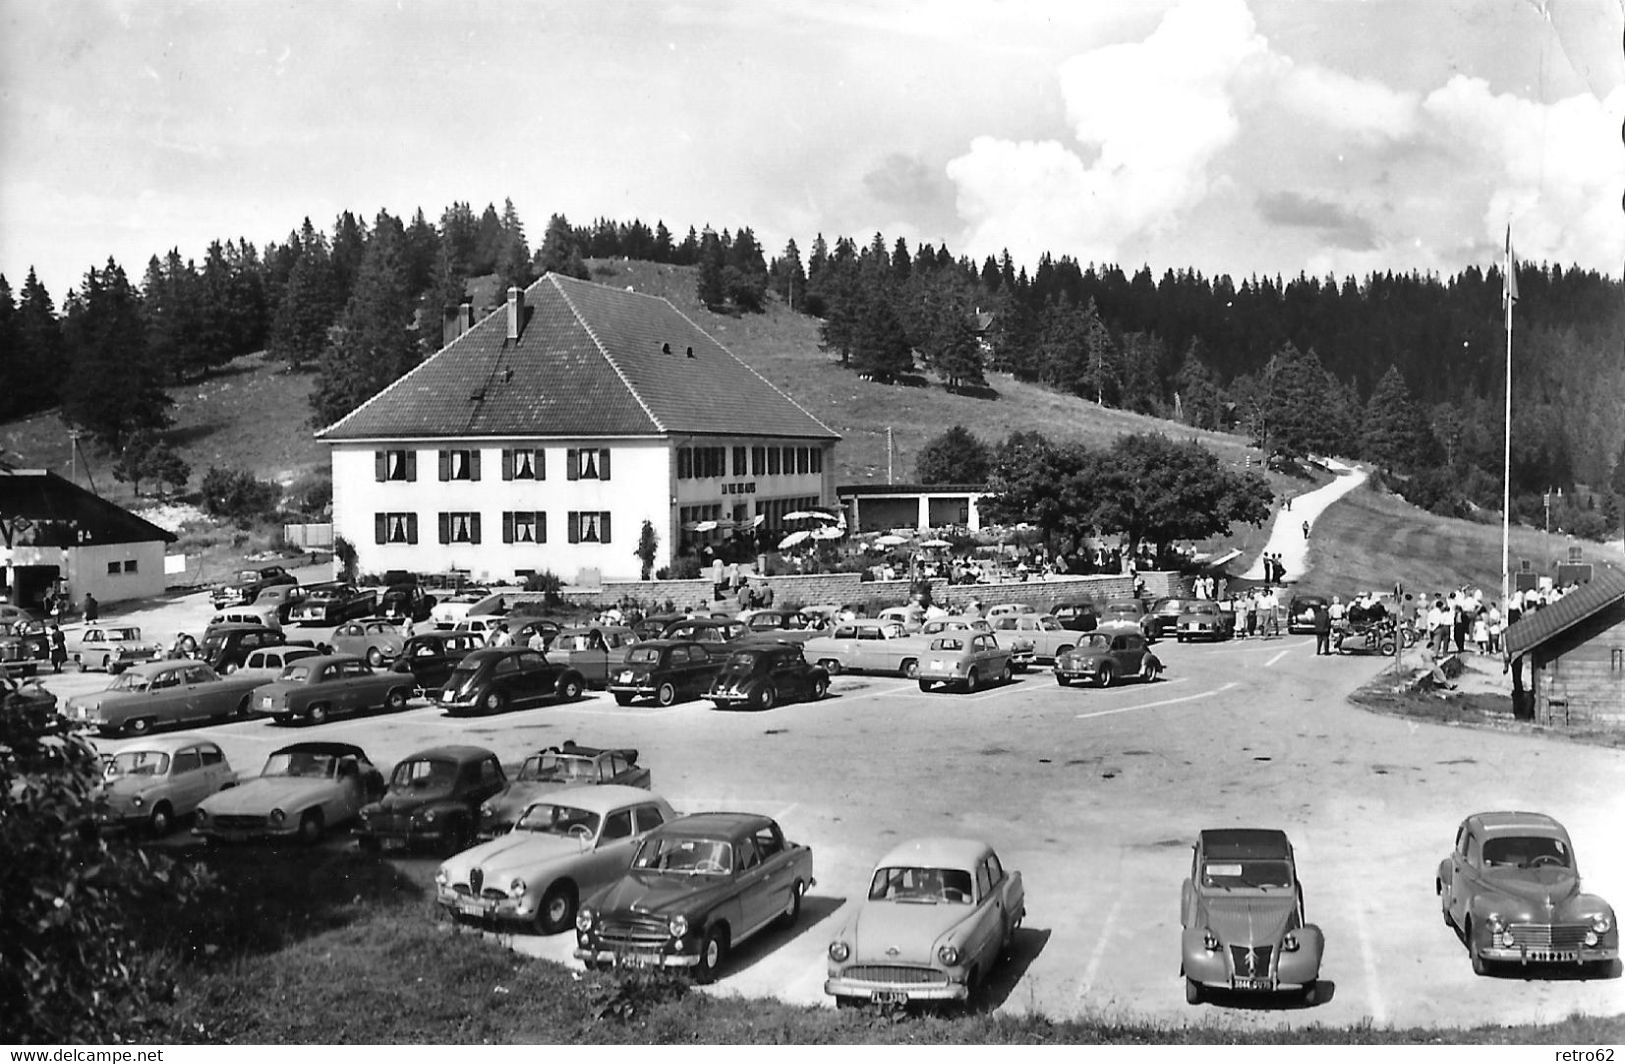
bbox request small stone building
[1502,566,1625,728]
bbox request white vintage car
[98,735,238,835]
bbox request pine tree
[311,217,419,427]
[1360,365,1436,471]
[536,214,588,280]
[330,210,368,305]
[471,203,503,275]
[60,259,172,448]
[0,276,19,420]
[269,219,339,369]
[850,292,913,382]
[12,268,66,417]
[494,198,535,296]
[403,208,441,296]
[653,221,674,263]
[915,426,992,484]
[418,244,469,357]
[695,227,726,309]
[769,238,806,309]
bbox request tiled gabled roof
[0,470,176,545]
[1502,566,1625,658]
[317,274,838,442]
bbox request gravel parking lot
[35,577,1625,1030]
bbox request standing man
[83,593,98,624]
[1312,599,1332,655]
[1302,520,1310,540]
[49,625,67,673]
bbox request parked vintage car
[825,837,1026,1007]
[1098,599,1159,641]
[1149,597,1198,638]
[708,643,829,710]
[237,644,323,682]
[740,608,826,643]
[915,633,1015,693]
[378,582,436,624]
[1054,631,1163,687]
[2,672,59,734]
[441,785,678,934]
[803,621,919,677]
[1286,594,1330,635]
[607,639,723,706]
[437,647,587,715]
[1436,811,1617,976]
[390,631,485,695]
[253,654,413,726]
[211,564,298,610]
[75,625,162,673]
[65,660,264,736]
[510,617,562,649]
[208,606,282,632]
[659,617,748,645]
[356,744,506,853]
[1175,602,1235,642]
[1181,828,1324,1005]
[193,741,385,844]
[480,742,651,837]
[431,588,498,629]
[1050,601,1100,632]
[0,619,50,677]
[331,618,407,667]
[989,614,1082,664]
[0,603,40,626]
[574,812,814,981]
[985,603,1037,621]
[201,624,304,673]
[548,626,638,687]
[289,582,376,626]
[252,583,310,625]
[632,613,685,642]
[97,735,236,835]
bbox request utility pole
[68,429,80,487]
[886,427,894,485]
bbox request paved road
[1242,460,1368,584]
[35,585,1624,1030]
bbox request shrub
[199,466,279,526]
[284,467,332,516]
[523,569,565,606]
[582,962,689,1027]
[655,556,703,580]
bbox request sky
[1,0,1622,302]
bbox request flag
[1503,225,1519,312]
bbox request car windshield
[1483,835,1571,869]
[625,647,662,665]
[107,750,168,777]
[202,634,228,652]
[262,751,338,778]
[632,835,733,876]
[868,866,975,904]
[1201,859,1293,890]
[521,753,597,782]
[1081,634,1112,650]
[107,673,152,692]
[236,570,259,582]
[514,802,599,837]
[556,633,604,652]
[390,758,458,791]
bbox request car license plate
[1232,977,1273,991]
[455,897,495,916]
[441,689,454,702]
[871,990,909,1005]
[260,695,274,709]
[619,670,634,683]
[1526,950,1577,962]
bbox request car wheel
[613,693,636,707]
[1379,639,1397,656]
[695,925,727,984]
[558,674,585,702]
[1096,663,1116,688]
[385,688,408,712]
[297,810,324,845]
[536,881,578,935]
[1141,660,1161,683]
[101,654,113,672]
[899,658,919,679]
[963,668,979,693]
[126,716,152,736]
[810,676,829,701]
[999,662,1014,684]
[778,880,804,929]
[148,802,173,837]
[755,684,777,711]
[1185,977,1203,1005]
[819,659,842,677]
[1056,674,1071,687]
[307,703,329,726]
[656,682,678,707]
[367,647,383,667]
[484,690,508,714]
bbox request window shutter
[407,514,419,544]
[567,449,579,480]
[374,513,386,544]
[503,512,514,544]
[438,451,450,481]
[470,450,481,481]
[375,452,386,482]
[501,449,514,481]
[599,449,611,480]
[537,512,547,543]
[600,512,612,543]
[535,449,546,480]
[567,512,579,543]
[438,513,451,544]
[470,513,482,544]
[403,451,415,481]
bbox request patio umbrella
[918,538,952,549]
[810,525,845,540]
[778,530,812,549]
[691,520,719,532]
[875,533,909,547]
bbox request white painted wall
[10,540,167,606]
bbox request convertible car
[825,837,1025,1007]
[479,742,651,837]
[438,785,677,934]
[1437,811,1616,976]
[1180,828,1324,1005]
[193,741,385,844]
[65,660,264,736]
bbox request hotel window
[751,446,766,475]
[437,512,482,544]
[501,448,545,480]
[767,448,781,475]
[567,448,612,480]
[677,448,694,480]
[568,511,612,543]
[733,447,747,476]
[502,511,546,544]
[797,447,810,474]
[811,447,823,473]
[781,446,795,472]
[374,512,419,544]
[438,449,481,481]
[375,449,417,482]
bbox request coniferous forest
[1,202,1621,536]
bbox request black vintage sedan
[356,744,507,854]
[607,640,723,707]
[708,644,828,711]
[437,647,587,716]
[390,631,485,695]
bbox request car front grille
[840,964,944,985]
[1229,944,1273,975]
[596,914,671,948]
[1508,923,1590,949]
[213,815,266,832]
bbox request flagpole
[1500,227,1514,609]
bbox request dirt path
[1242,458,1368,583]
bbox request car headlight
[423,809,437,822]
[130,795,144,808]
[434,869,448,887]
[508,877,525,896]
[1485,913,1504,934]
[1282,932,1299,952]
[480,802,494,817]
[668,915,688,939]
[1593,915,1613,934]
[193,809,208,824]
[576,907,595,933]
[937,944,960,966]
[828,941,850,963]
[1585,930,1600,947]
[1202,929,1220,952]
[270,808,286,825]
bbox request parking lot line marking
[553,702,692,717]
[1076,894,1123,1004]
[1265,648,1292,668]
[1235,639,1314,653]
[1352,902,1388,1024]
[1074,682,1236,720]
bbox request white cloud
[1273,63,1421,140]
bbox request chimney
[441,305,461,349]
[506,286,525,341]
[459,301,474,334]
